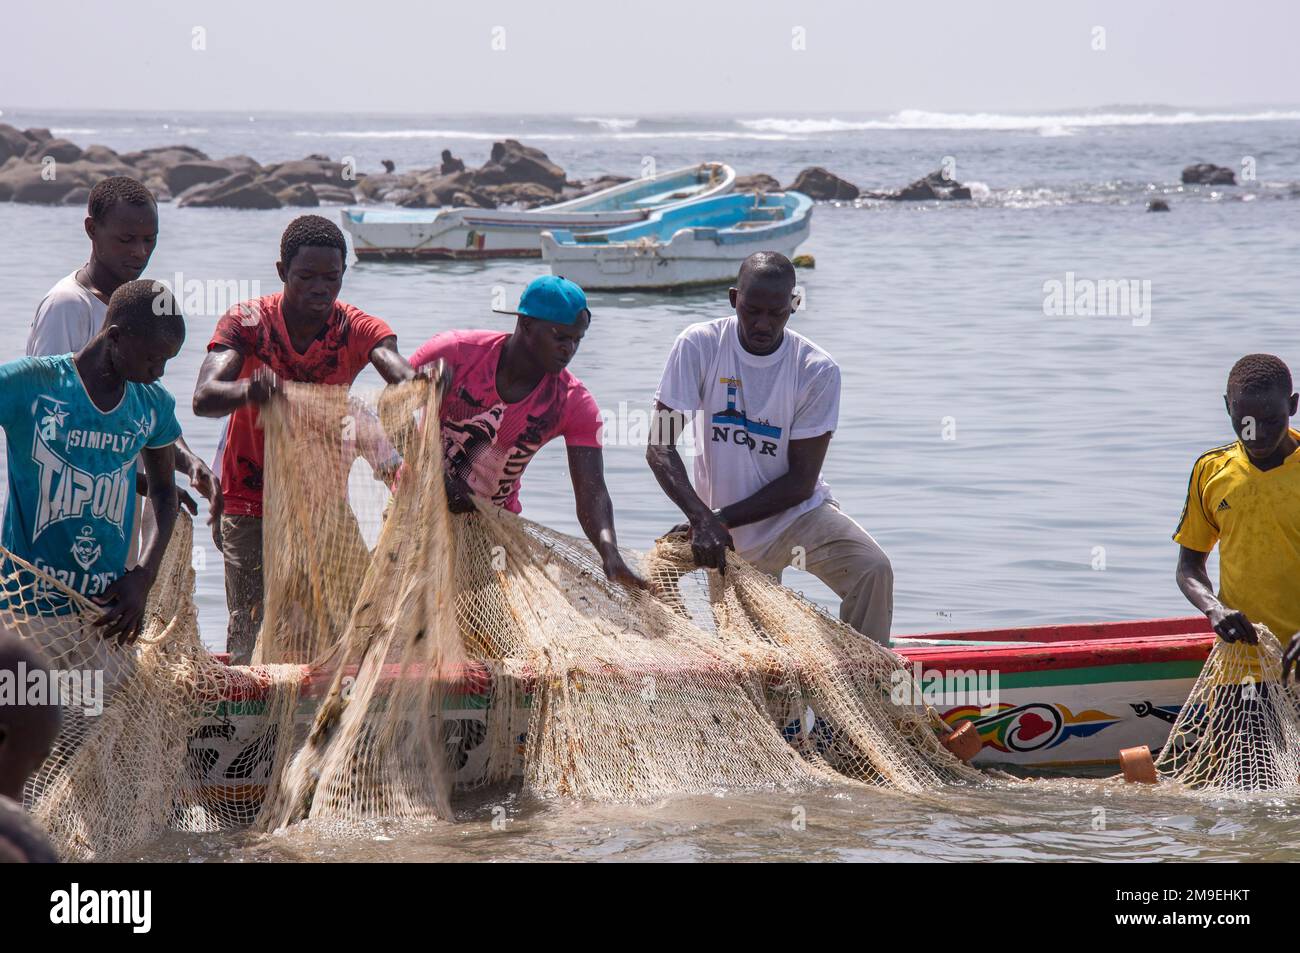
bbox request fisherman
[0,279,184,643]
[1176,354,1300,668]
[409,275,645,590]
[193,215,426,663]
[0,631,62,863]
[645,251,893,643]
[26,175,222,554]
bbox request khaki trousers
[220,515,263,665]
[740,501,894,645]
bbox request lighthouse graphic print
[0,355,182,600]
[711,376,783,455]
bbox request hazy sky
[3,0,1296,115]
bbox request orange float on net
[941,721,982,762]
[1119,745,1157,784]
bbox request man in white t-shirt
[646,251,893,643]
[27,176,222,562]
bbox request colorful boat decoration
[538,190,813,291]
[185,615,1216,805]
[894,615,1215,767]
[339,162,735,261]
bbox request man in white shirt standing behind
[27,175,222,556]
[646,251,893,644]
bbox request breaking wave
[740,109,1300,134]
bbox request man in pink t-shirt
[411,276,644,590]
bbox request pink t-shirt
[410,329,603,512]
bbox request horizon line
[5,102,1300,121]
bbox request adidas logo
[1217,499,1232,512]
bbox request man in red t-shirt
[193,215,423,662]
[411,276,644,590]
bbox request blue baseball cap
[494,275,590,325]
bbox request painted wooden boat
[187,616,1215,806]
[539,191,813,291]
[339,162,735,260]
[893,615,1214,768]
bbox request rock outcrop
[1181,163,1236,186]
[0,127,632,213]
[471,139,566,192]
[24,138,83,163]
[0,124,31,164]
[176,172,282,209]
[276,183,320,207]
[863,169,972,201]
[163,161,237,195]
[786,166,859,201]
[734,173,781,193]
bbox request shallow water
[121,778,1300,863]
[2,109,1298,861]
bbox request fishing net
[1152,625,1300,792]
[453,506,982,798]
[251,380,979,803]
[7,378,982,860]
[255,381,464,830]
[3,515,305,860]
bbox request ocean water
[2,107,1299,861]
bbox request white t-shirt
[654,316,840,555]
[27,271,108,356]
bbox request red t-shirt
[410,329,603,513]
[209,293,395,517]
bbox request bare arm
[194,346,260,417]
[172,435,203,481]
[645,401,714,525]
[370,336,418,385]
[715,432,831,530]
[1176,545,1256,644]
[137,444,179,578]
[172,434,223,523]
[568,445,646,590]
[645,400,731,570]
[93,444,178,643]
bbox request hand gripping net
[1153,625,1300,792]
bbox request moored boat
[339,162,735,260]
[187,615,1214,807]
[539,190,813,291]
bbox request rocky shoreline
[0,122,1240,210]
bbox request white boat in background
[340,162,735,260]
[539,191,813,291]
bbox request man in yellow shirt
[1174,353,1300,680]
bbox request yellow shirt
[1174,433,1300,644]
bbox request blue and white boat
[539,191,812,291]
[340,162,734,260]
